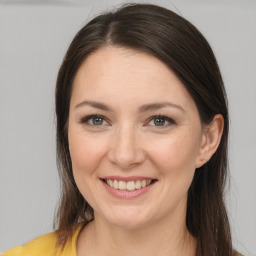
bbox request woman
[3,3,242,256]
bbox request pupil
[93,117,103,125]
[154,118,165,126]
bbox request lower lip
[101,180,155,199]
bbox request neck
[77,212,196,256]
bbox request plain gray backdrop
[0,0,255,255]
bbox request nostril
[107,147,146,169]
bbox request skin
[68,46,224,256]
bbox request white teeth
[135,180,142,189]
[106,179,153,191]
[127,181,135,191]
[118,180,126,190]
[113,180,119,189]
[141,180,146,188]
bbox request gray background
[0,0,255,255]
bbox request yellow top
[2,226,244,256]
[2,225,83,256]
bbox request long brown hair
[55,3,234,255]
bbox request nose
[107,125,146,169]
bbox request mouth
[101,178,157,192]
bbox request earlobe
[196,114,224,168]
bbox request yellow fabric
[2,225,244,256]
[2,225,82,256]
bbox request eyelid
[79,114,175,128]
[79,114,110,126]
[146,115,176,127]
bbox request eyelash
[79,114,109,127]
[147,115,176,127]
[79,114,176,128]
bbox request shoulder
[2,231,60,256]
[2,225,83,256]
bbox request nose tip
[107,129,146,169]
[108,147,145,169]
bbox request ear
[196,114,224,168]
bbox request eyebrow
[75,100,112,111]
[138,102,185,113]
[74,100,185,113]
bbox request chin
[110,217,149,230]
[99,206,155,230]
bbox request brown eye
[147,115,175,127]
[92,116,104,125]
[80,115,108,127]
[154,117,166,126]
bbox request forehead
[71,46,196,112]
[74,46,177,86]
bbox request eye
[147,115,175,127]
[80,114,109,127]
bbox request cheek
[68,130,107,175]
[146,131,201,176]
[68,130,108,208]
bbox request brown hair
[55,3,234,255]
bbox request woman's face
[68,46,205,229]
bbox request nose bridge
[108,122,145,168]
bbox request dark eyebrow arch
[138,102,185,113]
[74,100,185,113]
[74,100,113,111]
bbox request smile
[104,179,153,191]
[100,176,157,199]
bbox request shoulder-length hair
[55,3,234,255]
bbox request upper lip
[101,176,156,182]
